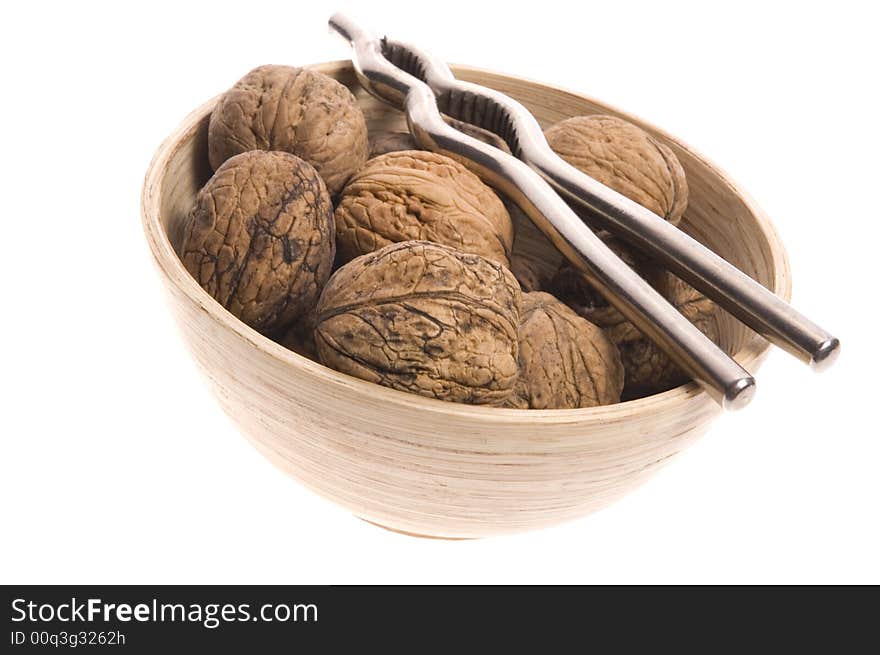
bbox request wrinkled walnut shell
[315,241,521,404]
[208,65,368,194]
[508,292,623,409]
[545,115,688,225]
[334,150,514,267]
[181,150,335,336]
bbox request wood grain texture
[141,61,791,538]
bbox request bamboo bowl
[142,61,789,539]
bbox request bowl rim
[141,60,791,425]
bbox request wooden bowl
[142,61,789,539]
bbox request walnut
[553,264,720,399]
[334,150,514,267]
[314,241,521,404]
[507,292,623,409]
[545,115,688,225]
[208,65,368,194]
[368,118,510,158]
[181,150,335,336]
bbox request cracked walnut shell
[509,292,624,409]
[181,150,335,336]
[315,241,521,404]
[334,151,514,267]
[545,115,688,225]
[208,65,368,194]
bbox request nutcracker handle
[330,13,756,409]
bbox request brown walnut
[508,292,623,409]
[315,241,521,404]
[334,150,514,267]
[208,65,368,194]
[181,150,335,336]
[545,115,688,225]
[553,264,720,399]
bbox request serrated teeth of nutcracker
[379,38,542,159]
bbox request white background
[1,0,877,584]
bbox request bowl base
[359,518,475,540]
